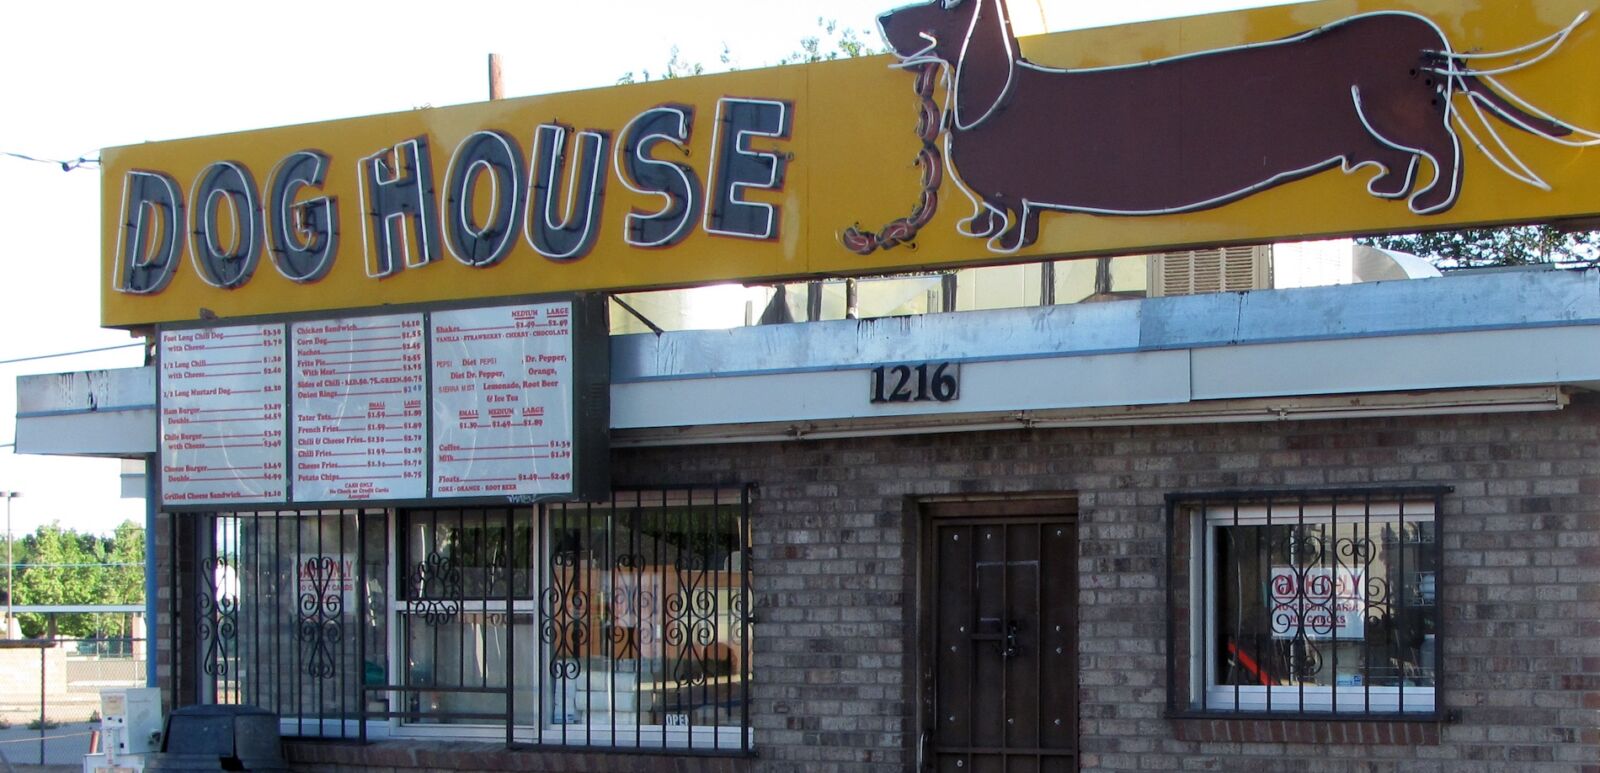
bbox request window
[181,486,754,752]
[394,507,537,732]
[1166,489,1444,718]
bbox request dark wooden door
[923,512,1077,773]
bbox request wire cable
[1,151,100,172]
[0,343,143,366]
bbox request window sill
[284,738,757,772]
[1169,715,1444,746]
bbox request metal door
[923,511,1077,773]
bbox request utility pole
[488,54,504,101]
[1,491,18,637]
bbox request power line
[0,343,143,366]
[1,151,99,173]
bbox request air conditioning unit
[1148,245,1274,297]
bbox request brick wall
[163,396,1600,772]
[605,396,1600,773]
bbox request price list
[430,302,575,498]
[158,323,288,505]
[291,313,428,502]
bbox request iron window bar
[1164,487,1450,722]
[171,486,755,753]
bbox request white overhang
[610,268,1600,444]
[14,367,155,457]
[15,268,1600,456]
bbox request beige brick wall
[169,395,1600,773]
[607,395,1600,773]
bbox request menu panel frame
[156,293,610,511]
[290,312,429,503]
[157,322,289,506]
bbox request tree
[10,521,144,639]
[618,17,884,84]
[616,46,713,85]
[1356,225,1600,270]
[777,18,885,64]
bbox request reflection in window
[186,490,753,751]
[397,508,536,726]
[391,491,753,749]
[541,489,752,749]
[191,510,388,738]
[1174,493,1442,716]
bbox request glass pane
[402,509,533,600]
[1212,512,1437,698]
[1052,256,1149,304]
[952,263,1041,312]
[402,612,536,725]
[854,275,944,318]
[202,510,384,737]
[541,494,751,737]
[1052,260,1099,304]
[1107,255,1149,295]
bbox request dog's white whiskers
[1477,76,1600,146]
[1454,86,1549,189]
[1444,11,1587,59]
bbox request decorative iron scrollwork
[608,551,649,660]
[540,548,588,681]
[198,555,238,678]
[1263,524,1406,683]
[667,548,720,688]
[730,590,751,645]
[297,555,345,681]
[408,550,462,626]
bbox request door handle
[972,621,1022,658]
[999,621,1020,659]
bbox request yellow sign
[101,0,1600,327]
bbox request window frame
[381,487,755,751]
[1165,488,1449,722]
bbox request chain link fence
[0,638,146,765]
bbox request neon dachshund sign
[852,0,1599,254]
[112,98,792,295]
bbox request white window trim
[1188,499,1438,715]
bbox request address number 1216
[870,362,960,404]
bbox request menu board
[430,302,575,498]
[290,313,427,502]
[158,323,288,505]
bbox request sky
[0,0,1303,535]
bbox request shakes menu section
[431,302,575,498]
[159,323,288,505]
[291,313,427,502]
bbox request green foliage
[1357,226,1600,270]
[616,46,708,85]
[618,17,884,84]
[7,520,143,639]
[777,18,887,64]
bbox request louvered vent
[1149,245,1274,297]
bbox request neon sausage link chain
[840,63,943,255]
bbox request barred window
[181,486,753,752]
[536,489,753,749]
[1166,489,1444,718]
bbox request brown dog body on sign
[874,0,1590,253]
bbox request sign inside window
[1268,566,1364,641]
[296,553,356,612]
